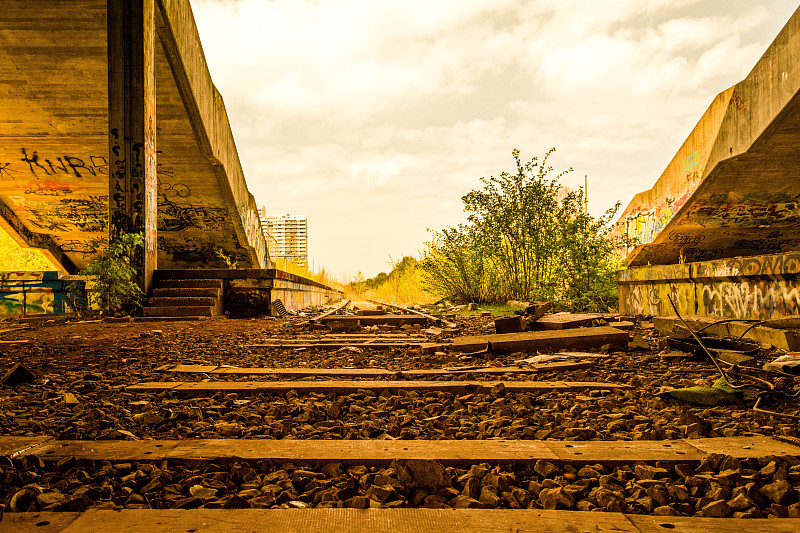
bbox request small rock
[451,494,485,509]
[10,488,38,512]
[701,499,732,518]
[391,459,450,489]
[653,505,681,516]
[539,487,575,510]
[760,479,795,505]
[189,485,217,499]
[634,464,669,480]
[478,486,501,507]
[534,460,560,479]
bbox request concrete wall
[617,251,800,320]
[156,0,269,269]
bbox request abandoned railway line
[1,303,800,531]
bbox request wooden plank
[247,342,423,350]
[163,361,594,377]
[627,515,800,533]
[545,440,706,463]
[8,509,800,533]
[127,380,629,394]
[534,313,602,330]
[452,326,629,353]
[687,435,800,458]
[11,437,799,465]
[0,512,80,533]
[35,509,641,533]
[321,315,428,326]
[0,435,52,458]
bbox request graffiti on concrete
[0,271,81,317]
[26,196,108,233]
[684,199,800,228]
[700,280,800,319]
[682,150,700,172]
[19,181,81,197]
[158,199,229,232]
[18,148,108,179]
[613,190,693,250]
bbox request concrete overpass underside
[0,0,269,291]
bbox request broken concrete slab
[653,316,800,352]
[451,326,629,354]
[532,313,603,330]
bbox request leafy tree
[422,149,621,311]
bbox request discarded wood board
[157,362,594,377]
[533,313,602,330]
[320,315,428,326]
[451,326,629,354]
[246,342,423,350]
[515,352,609,365]
[127,380,629,395]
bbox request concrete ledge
[617,251,800,320]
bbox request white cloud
[191,0,798,278]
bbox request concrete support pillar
[107,0,158,294]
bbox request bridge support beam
[107,0,158,294]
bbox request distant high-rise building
[258,208,308,267]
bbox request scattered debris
[1,363,35,387]
[452,326,629,354]
[765,353,800,374]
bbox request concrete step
[156,278,223,289]
[152,287,220,298]
[142,306,216,317]
[148,296,218,307]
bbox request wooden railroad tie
[126,380,629,395]
[3,436,797,465]
[154,361,597,377]
[4,508,800,533]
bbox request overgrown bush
[421,149,621,312]
[79,233,145,315]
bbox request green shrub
[79,233,145,315]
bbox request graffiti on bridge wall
[612,189,693,251]
[699,280,800,319]
[0,271,80,317]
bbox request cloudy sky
[192,0,799,280]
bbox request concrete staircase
[143,278,223,318]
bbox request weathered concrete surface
[0,0,268,273]
[617,251,800,321]
[611,6,800,266]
